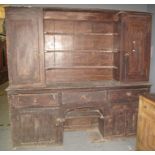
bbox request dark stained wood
[45,34,74,51]
[11,93,59,108]
[121,14,151,81]
[112,104,126,136]
[64,107,101,130]
[113,20,121,81]
[44,20,116,34]
[75,21,93,33]
[44,20,74,33]
[46,68,114,83]
[5,7,152,148]
[125,103,138,135]
[108,88,149,103]
[102,102,138,137]
[64,117,98,131]
[44,11,115,22]
[62,91,106,105]
[45,34,114,51]
[5,8,45,87]
[45,52,114,68]
[43,12,119,84]
[11,108,63,147]
[75,35,114,50]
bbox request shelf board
[45,49,119,53]
[44,32,119,36]
[46,66,118,70]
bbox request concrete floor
[0,82,136,151]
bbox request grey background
[11,4,155,92]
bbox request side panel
[136,96,155,150]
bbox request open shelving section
[43,10,120,83]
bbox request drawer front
[62,91,106,105]
[108,89,149,103]
[16,93,59,108]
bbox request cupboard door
[122,14,151,81]
[11,108,63,146]
[125,103,138,135]
[112,104,126,136]
[6,8,44,87]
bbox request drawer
[16,93,59,108]
[62,91,106,105]
[108,89,149,103]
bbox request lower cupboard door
[11,108,63,147]
[125,110,138,135]
[112,110,126,136]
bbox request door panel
[6,8,44,87]
[122,14,151,81]
[11,108,63,146]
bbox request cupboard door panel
[6,8,44,87]
[112,105,126,136]
[123,14,151,81]
[125,108,137,135]
[11,108,63,146]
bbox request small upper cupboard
[121,14,151,82]
[6,8,44,87]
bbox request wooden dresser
[5,7,152,147]
[137,94,155,151]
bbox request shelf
[44,32,119,36]
[45,49,119,53]
[46,66,118,70]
